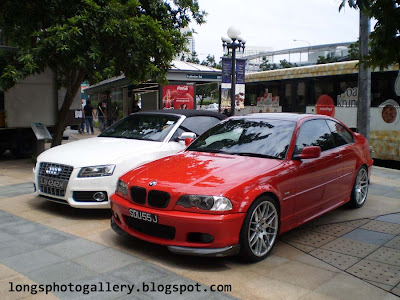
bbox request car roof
[232,113,331,122]
[133,109,227,120]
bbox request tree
[259,56,278,71]
[200,54,221,69]
[316,54,340,64]
[279,59,298,68]
[339,0,400,68]
[0,0,205,146]
[186,51,200,64]
[196,83,218,106]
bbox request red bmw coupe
[110,113,373,262]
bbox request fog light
[93,192,106,202]
[188,232,214,244]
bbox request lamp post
[293,39,311,63]
[222,27,246,116]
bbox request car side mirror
[185,137,194,146]
[295,146,321,160]
[178,132,196,142]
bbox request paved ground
[0,133,399,299]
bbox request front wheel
[239,196,279,262]
[349,166,369,208]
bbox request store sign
[162,84,195,109]
[337,87,358,107]
[316,94,335,117]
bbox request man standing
[83,100,95,134]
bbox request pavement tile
[284,241,316,253]
[361,220,400,235]
[314,273,390,300]
[106,261,178,284]
[347,259,400,286]
[385,236,400,250]
[376,213,400,225]
[73,248,139,273]
[321,237,380,258]
[263,260,337,290]
[365,280,393,292]
[27,261,96,285]
[0,239,40,259]
[339,219,372,228]
[307,223,355,237]
[365,247,400,266]
[0,211,26,226]
[1,219,49,235]
[1,249,65,274]
[392,283,400,297]
[45,238,106,259]
[309,248,360,271]
[281,229,337,248]
[18,228,77,248]
[342,229,395,245]
[0,263,19,280]
[0,182,34,197]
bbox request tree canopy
[0,0,205,145]
[340,0,400,68]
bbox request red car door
[291,119,341,225]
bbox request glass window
[171,116,221,141]
[99,114,180,142]
[188,118,296,160]
[295,119,335,154]
[326,120,354,147]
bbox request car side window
[326,120,354,147]
[171,116,221,141]
[295,119,335,155]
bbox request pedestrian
[97,102,107,132]
[132,100,141,113]
[83,100,95,134]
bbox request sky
[191,0,362,61]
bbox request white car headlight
[78,165,116,178]
[176,195,232,211]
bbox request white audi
[33,110,225,208]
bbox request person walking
[83,100,95,134]
[97,102,107,132]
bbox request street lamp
[222,26,246,116]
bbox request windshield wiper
[234,152,280,159]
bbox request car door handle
[335,154,343,160]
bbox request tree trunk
[51,70,85,147]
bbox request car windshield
[187,118,296,160]
[99,114,180,141]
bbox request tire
[239,196,279,262]
[349,166,369,208]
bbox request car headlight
[176,195,232,211]
[115,179,128,196]
[78,165,116,178]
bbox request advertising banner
[221,57,246,110]
[162,84,195,109]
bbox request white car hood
[38,137,163,167]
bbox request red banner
[162,84,195,109]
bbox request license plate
[129,208,158,223]
[39,177,65,189]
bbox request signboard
[316,94,335,117]
[31,123,52,141]
[161,83,195,109]
[221,57,246,110]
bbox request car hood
[123,151,283,193]
[37,137,163,167]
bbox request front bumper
[33,165,115,209]
[110,193,245,255]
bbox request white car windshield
[99,114,180,141]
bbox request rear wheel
[349,166,369,208]
[239,196,279,262]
